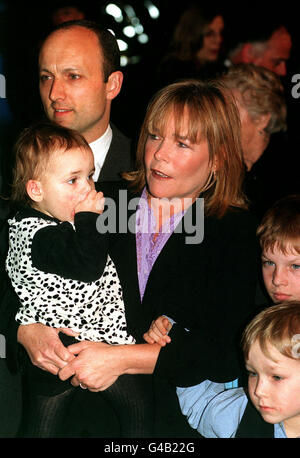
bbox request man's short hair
[51,19,120,81]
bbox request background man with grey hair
[226,19,292,77]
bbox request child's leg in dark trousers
[17,334,78,438]
[17,334,153,437]
[18,384,77,438]
[100,374,154,438]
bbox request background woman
[221,63,297,218]
[5,79,259,437]
[157,4,225,87]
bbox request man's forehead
[39,27,103,68]
[40,26,101,56]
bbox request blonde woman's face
[144,110,212,202]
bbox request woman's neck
[146,192,193,232]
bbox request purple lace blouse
[135,188,185,300]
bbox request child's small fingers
[160,318,172,333]
[151,327,165,339]
[143,333,154,344]
[95,197,105,212]
[157,325,167,335]
[155,321,168,335]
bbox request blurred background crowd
[0,0,299,135]
[1,0,299,217]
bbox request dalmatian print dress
[6,213,135,345]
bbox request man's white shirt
[90,124,112,181]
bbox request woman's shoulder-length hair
[123,78,248,218]
[171,5,222,61]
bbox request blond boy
[188,302,300,437]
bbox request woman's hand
[17,323,77,375]
[58,340,161,392]
[143,316,172,346]
[58,340,123,391]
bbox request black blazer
[99,182,259,384]
[98,182,260,436]
[97,124,134,182]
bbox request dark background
[1,0,299,137]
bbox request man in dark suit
[38,20,134,182]
[0,19,134,438]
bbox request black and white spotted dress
[5,208,135,345]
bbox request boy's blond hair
[242,301,300,361]
[256,195,300,255]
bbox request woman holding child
[7,79,259,437]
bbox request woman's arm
[58,340,161,391]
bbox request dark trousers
[17,335,154,438]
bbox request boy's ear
[26,180,43,202]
